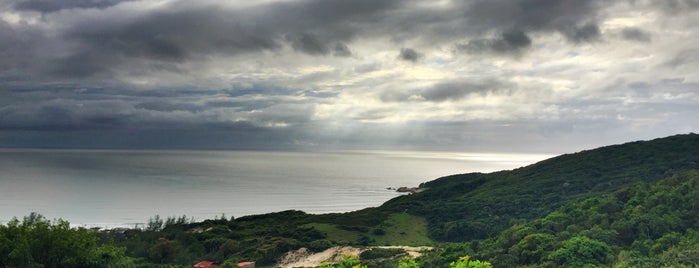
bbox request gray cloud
[379,90,409,103]
[0,90,316,149]
[3,0,614,82]
[134,101,205,113]
[398,48,421,62]
[12,0,134,13]
[620,27,651,42]
[652,0,699,14]
[460,0,605,43]
[288,33,330,56]
[1,0,699,152]
[421,79,514,102]
[351,108,395,121]
[265,0,405,33]
[333,43,352,57]
[0,99,131,131]
[560,23,601,43]
[53,4,281,77]
[381,79,514,103]
[0,21,44,79]
[35,0,408,79]
[0,80,321,135]
[664,49,699,68]
[47,50,117,78]
[458,29,532,55]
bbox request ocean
[0,149,551,228]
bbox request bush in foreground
[0,213,130,268]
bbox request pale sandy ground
[277,246,433,268]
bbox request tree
[449,255,492,268]
[148,238,179,263]
[511,233,556,264]
[398,257,420,268]
[550,236,612,267]
[0,213,129,268]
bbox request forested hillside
[381,133,699,241]
[419,169,699,267]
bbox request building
[237,261,255,268]
[194,261,218,268]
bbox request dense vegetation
[382,133,699,241]
[0,213,129,267]
[4,133,699,267]
[419,169,699,267]
[98,211,328,266]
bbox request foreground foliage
[0,213,129,268]
[319,255,368,268]
[449,256,492,268]
[318,255,491,268]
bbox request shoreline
[3,187,418,231]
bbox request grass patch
[302,223,360,244]
[369,212,433,246]
[303,213,432,246]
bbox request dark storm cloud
[12,0,134,13]
[499,29,533,50]
[0,99,131,131]
[267,0,405,32]
[0,94,310,133]
[54,4,281,77]
[42,0,406,78]
[47,50,116,78]
[6,0,616,81]
[398,48,421,62]
[620,27,651,42]
[0,80,319,136]
[458,29,532,55]
[460,0,604,43]
[10,85,219,100]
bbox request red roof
[194,261,218,268]
[238,261,255,267]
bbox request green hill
[378,133,699,241]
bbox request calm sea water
[0,149,551,228]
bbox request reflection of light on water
[340,150,554,167]
[0,149,555,229]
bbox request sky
[1,0,698,153]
